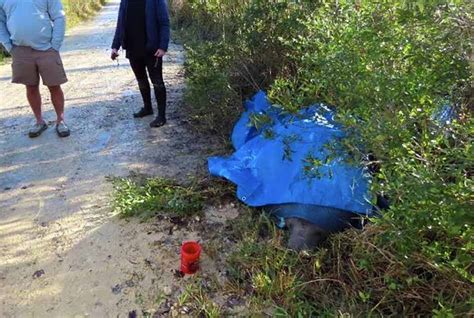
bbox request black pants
[129,54,167,118]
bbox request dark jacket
[112,0,170,52]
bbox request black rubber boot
[134,108,153,118]
[150,83,166,127]
[149,116,166,128]
[134,79,153,118]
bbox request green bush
[63,0,108,27]
[269,1,473,282]
[171,0,473,315]
[173,0,313,138]
[0,47,7,62]
[183,42,241,138]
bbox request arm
[156,0,170,52]
[0,5,12,52]
[112,0,124,50]
[48,0,66,51]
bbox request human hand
[154,49,166,58]
[111,48,119,60]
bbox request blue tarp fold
[208,91,374,224]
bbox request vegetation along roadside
[110,0,473,316]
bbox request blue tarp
[208,91,374,225]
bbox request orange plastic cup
[180,241,202,274]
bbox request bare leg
[26,85,44,124]
[48,85,65,124]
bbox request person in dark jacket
[111,0,170,127]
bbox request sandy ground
[0,2,238,317]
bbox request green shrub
[0,47,7,63]
[171,0,473,315]
[268,1,473,283]
[63,0,107,27]
[183,42,241,139]
[172,0,314,138]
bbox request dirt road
[0,2,229,317]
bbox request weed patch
[111,177,203,219]
[110,175,236,219]
[176,279,223,318]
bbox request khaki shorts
[11,46,68,86]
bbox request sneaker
[28,122,48,138]
[133,108,153,118]
[56,122,70,138]
[150,116,166,128]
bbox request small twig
[295,278,346,288]
[369,295,387,315]
[366,241,402,265]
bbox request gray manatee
[265,204,365,251]
[285,217,330,250]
